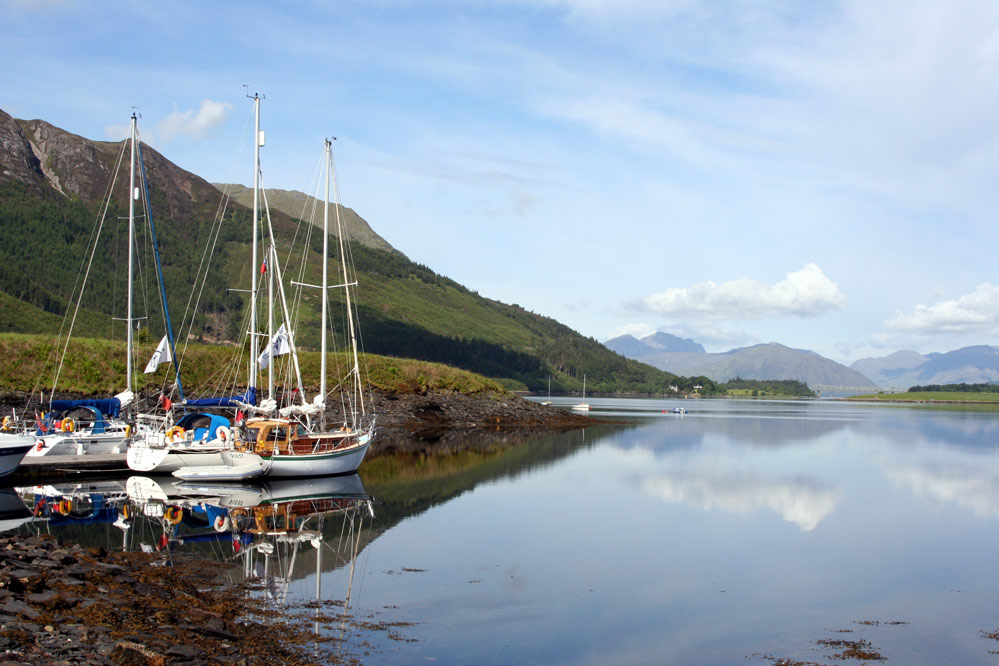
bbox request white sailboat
[175,128,374,480]
[541,375,552,406]
[29,113,161,458]
[572,374,590,411]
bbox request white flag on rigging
[258,324,291,369]
[143,335,172,374]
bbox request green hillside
[0,110,687,395]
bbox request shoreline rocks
[0,533,342,665]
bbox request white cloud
[607,322,656,340]
[888,462,999,519]
[885,283,999,335]
[638,263,845,320]
[642,472,841,531]
[156,100,232,142]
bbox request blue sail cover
[49,398,121,418]
[184,387,257,409]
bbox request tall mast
[126,114,137,396]
[249,94,261,400]
[332,149,364,420]
[320,139,331,427]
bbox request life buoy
[125,424,132,438]
[166,426,186,442]
[164,507,182,524]
[62,418,75,433]
[57,499,72,515]
[214,425,230,443]
[1,415,11,431]
[120,504,130,520]
[213,515,230,532]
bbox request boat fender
[62,418,75,433]
[1,415,10,431]
[215,425,230,443]
[166,426,185,442]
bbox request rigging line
[259,181,308,407]
[47,137,129,403]
[177,100,254,368]
[137,139,185,403]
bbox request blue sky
[3,0,998,364]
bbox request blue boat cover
[184,387,257,408]
[49,398,121,418]
[176,413,231,442]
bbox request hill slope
[214,183,402,256]
[0,108,682,395]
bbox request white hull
[260,430,371,477]
[0,438,32,478]
[173,450,266,481]
[571,403,590,412]
[26,430,129,457]
[127,441,228,473]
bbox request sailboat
[174,119,374,480]
[571,374,590,411]
[28,113,178,458]
[541,375,552,406]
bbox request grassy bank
[0,332,506,398]
[847,390,999,404]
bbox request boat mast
[331,148,365,421]
[249,94,261,402]
[126,113,137,399]
[320,139,331,429]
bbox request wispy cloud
[635,263,845,320]
[885,283,999,335]
[156,100,232,142]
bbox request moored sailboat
[174,127,374,480]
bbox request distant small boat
[541,375,553,406]
[572,375,590,412]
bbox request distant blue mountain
[605,332,705,357]
[850,345,999,388]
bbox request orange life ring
[62,418,75,433]
[164,507,182,524]
[166,426,186,442]
[1,415,11,431]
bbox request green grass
[848,391,999,404]
[0,332,506,398]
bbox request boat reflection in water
[125,474,374,617]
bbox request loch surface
[8,397,999,664]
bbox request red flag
[159,394,173,412]
[260,257,267,274]
[235,409,244,424]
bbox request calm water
[6,397,999,664]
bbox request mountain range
[607,332,999,389]
[0,108,685,395]
[606,334,875,388]
[850,345,999,388]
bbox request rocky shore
[0,532,359,665]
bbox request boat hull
[259,430,371,477]
[127,443,227,473]
[26,431,129,457]
[0,439,32,478]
